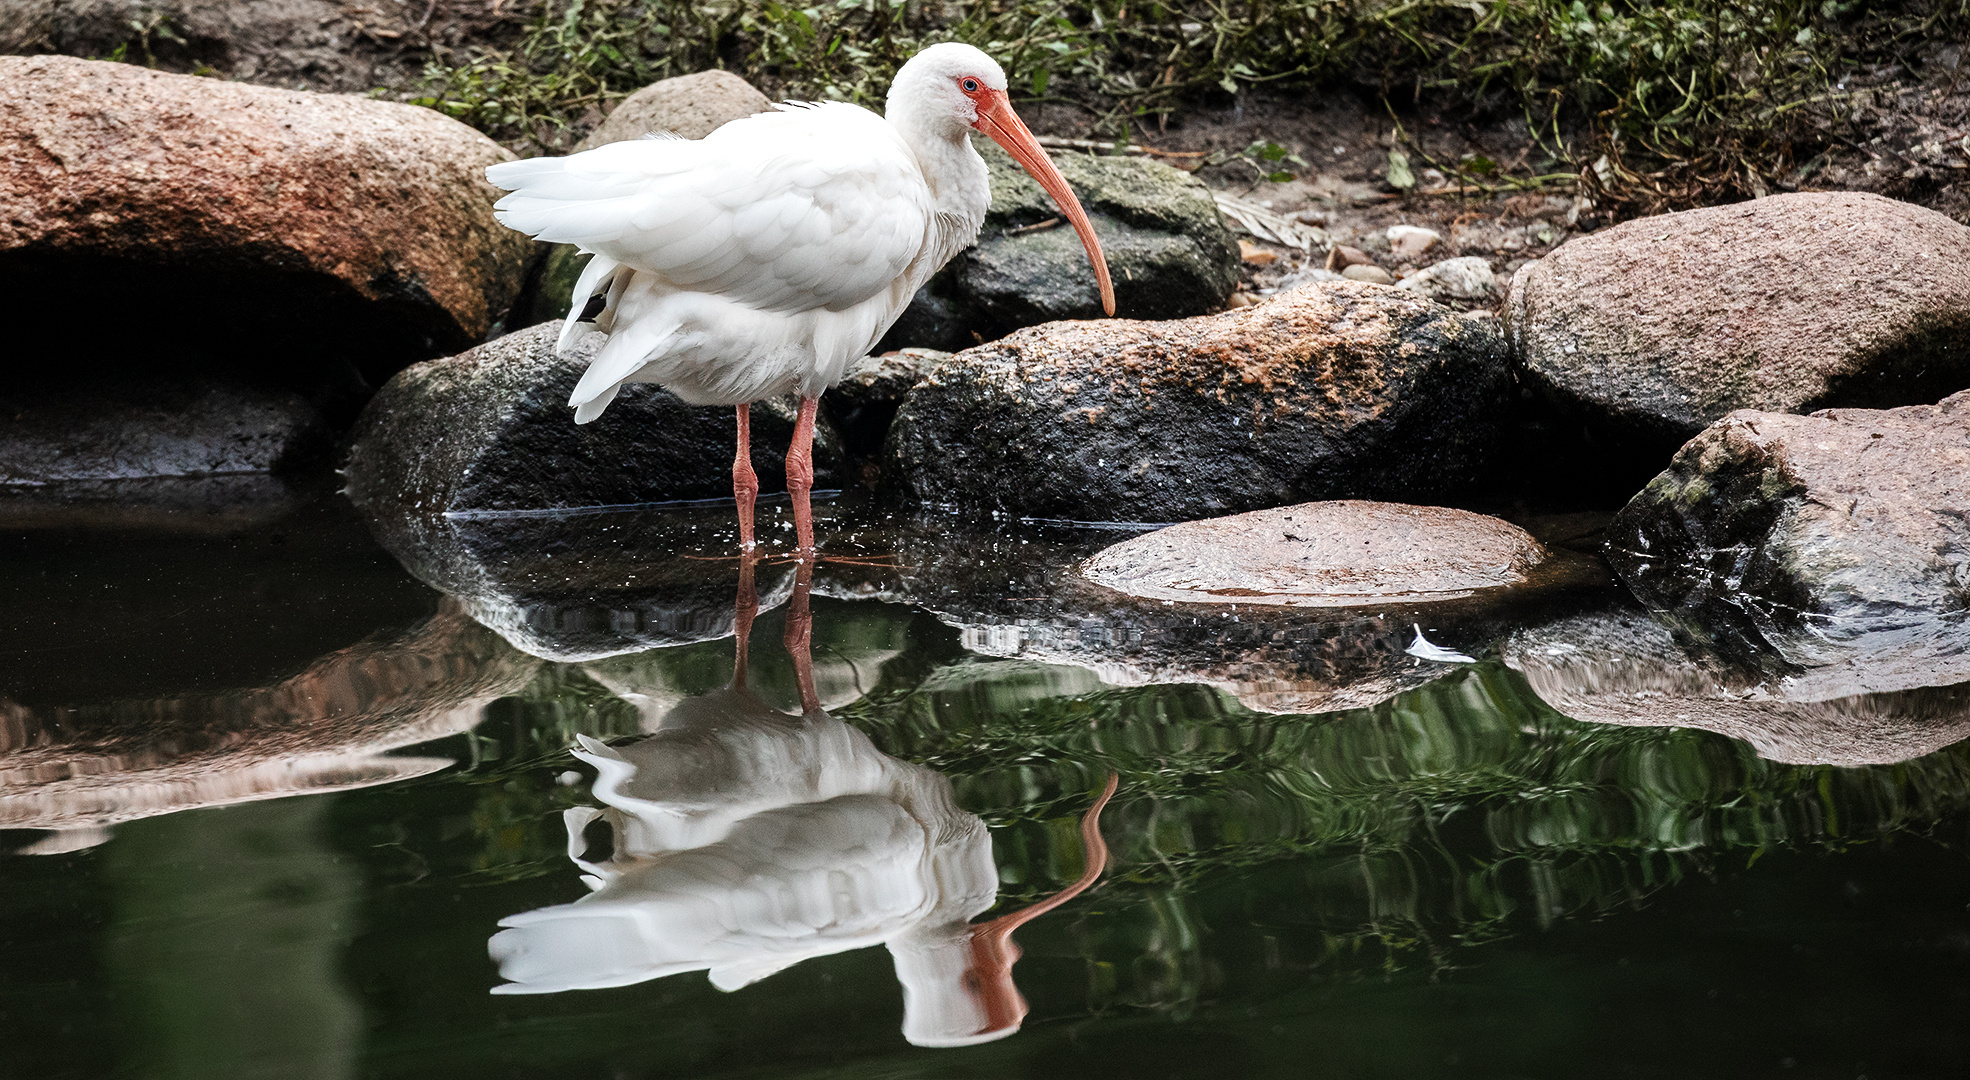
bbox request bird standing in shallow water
[486,43,1115,551]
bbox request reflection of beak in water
[489,553,1119,1048]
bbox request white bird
[486,43,1115,550]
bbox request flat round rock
[1081,500,1548,607]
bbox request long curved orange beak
[973,91,1116,317]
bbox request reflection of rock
[1504,602,1970,765]
[0,56,528,376]
[0,602,539,847]
[1082,501,1548,607]
[1505,193,1970,464]
[884,282,1513,521]
[345,322,848,522]
[867,517,1608,715]
[0,378,329,484]
[352,494,805,662]
[1606,393,1970,697]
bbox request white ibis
[486,43,1116,549]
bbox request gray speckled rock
[1082,501,1547,607]
[824,349,950,459]
[344,321,846,534]
[883,281,1513,522]
[1505,192,1970,461]
[878,144,1238,350]
[1605,391,1970,697]
[0,380,328,483]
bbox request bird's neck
[908,129,990,262]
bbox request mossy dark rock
[1605,390,1970,696]
[883,281,1513,521]
[876,144,1238,350]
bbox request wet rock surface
[0,379,329,484]
[344,321,848,529]
[884,281,1514,521]
[1506,192,1970,465]
[1606,392,1970,697]
[879,144,1239,351]
[1506,602,1970,766]
[0,56,530,379]
[1082,501,1548,607]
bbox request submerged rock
[884,281,1513,521]
[344,321,847,526]
[1506,603,1970,766]
[0,55,530,377]
[1082,501,1548,607]
[1606,392,1970,697]
[878,144,1238,350]
[1506,192,1970,464]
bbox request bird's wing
[488,103,933,315]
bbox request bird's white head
[888,42,1116,316]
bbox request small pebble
[1341,264,1395,285]
[1387,224,1441,258]
[1238,240,1278,266]
[1326,244,1374,270]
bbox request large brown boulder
[0,55,531,378]
[883,281,1513,521]
[1505,192,1970,467]
[1605,390,1970,698]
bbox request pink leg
[733,404,758,550]
[784,395,820,553]
[731,552,759,690]
[781,555,820,715]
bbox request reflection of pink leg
[733,404,759,550]
[782,555,819,715]
[960,773,1120,1040]
[785,395,819,553]
[731,552,760,690]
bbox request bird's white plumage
[486,43,1015,420]
[488,102,949,414]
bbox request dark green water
[4,493,1968,1080]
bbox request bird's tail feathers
[568,316,681,424]
[559,253,623,354]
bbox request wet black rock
[1506,602,1970,766]
[0,379,330,485]
[876,144,1239,351]
[1606,392,1970,697]
[884,281,1514,521]
[824,349,950,459]
[344,321,848,528]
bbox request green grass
[412,0,1964,211]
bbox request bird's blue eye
[962,78,979,92]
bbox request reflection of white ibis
[488,555,1118,1047]
[486,43,1115,549]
